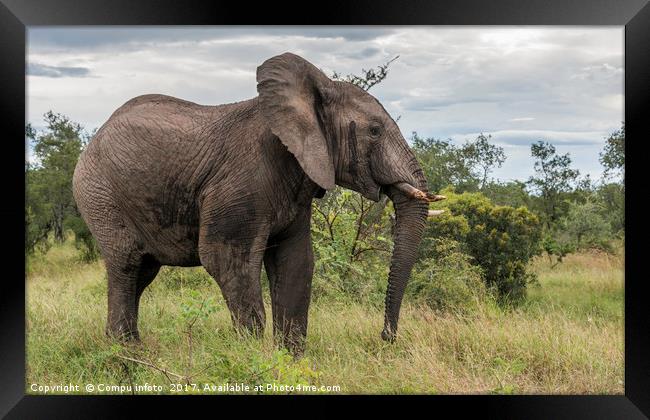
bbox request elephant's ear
[257,53,336,190]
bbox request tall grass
[26,240,623,394]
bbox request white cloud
[509,117,535,122]
[27,26,623,182]
[451,129,607,146]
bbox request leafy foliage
[331,56,399,92]
[541,234,576,268]
[26,111,98,259]
[249,349,321,393]
[64,214,100,262]
[412,134,479,193]
[180,289,219,324]
[408,238,486,313]
[560,200,612,252]
[599,124,625,179]
[527,141,580,228]
[596,182,624,235]
[427,189,543,302]
[412,132,506,193]
[311,188,392,305]
[463,134,506,189]
[482,180,531,209]
[536,178,621,267]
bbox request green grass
[26,240,624,395]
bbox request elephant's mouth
[389,182,446,203]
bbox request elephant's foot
[106,329,141,344]
[283,337,306,358]
[106,319,142,343]
[233,323,265,340]
[273,325,307,357]
[231,307,266,339]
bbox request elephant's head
[257,53,441,341]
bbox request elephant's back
[85,95,215,176]
[107,94,215,133]
[75,94,258,203]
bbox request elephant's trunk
[382,170,429,342]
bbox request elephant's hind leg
[74,175,161,341]
[105,246,160,341]
[134,254,161,330]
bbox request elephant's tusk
[428,210,445,218]
[425,193,447,202]
[393,182,447,203]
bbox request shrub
[64,215,100,262]
[311,251,388,307]
[425,188,542,303]
[541,232,576,268]
[560,200,613,252]
[408,238,486,313]
[596,182,624,236]
[310,188,393,306]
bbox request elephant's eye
[369,125,382,138]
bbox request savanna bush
[425,188,542,303]
[540,199,615,267]
[541,233,576,267]
[310,188,393,306]
[311,250,388,307]
[408,238,486,313]
[560,200,613,253]
[64,216,100,262]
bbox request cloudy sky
[27,26,623,182]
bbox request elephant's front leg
[264,210,314,356]
[199,238,267,337]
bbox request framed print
[3,0,649,417]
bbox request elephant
[73,52,443,354]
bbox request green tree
[482,180,531,209]
[527,141,580,229]
[411,134,479,193]
[596,125,625,239]
[571,174,596,203]
[600,124,625,180]
[412,132,504,193]
[463,134,506,189]
[26,111,98,260]
[596,182,624,235]
[27,111,85,243]
[560,199,611,251]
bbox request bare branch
[115,354,185,382]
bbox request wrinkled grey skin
[73,53,430,354]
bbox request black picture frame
[3,0,648,417]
